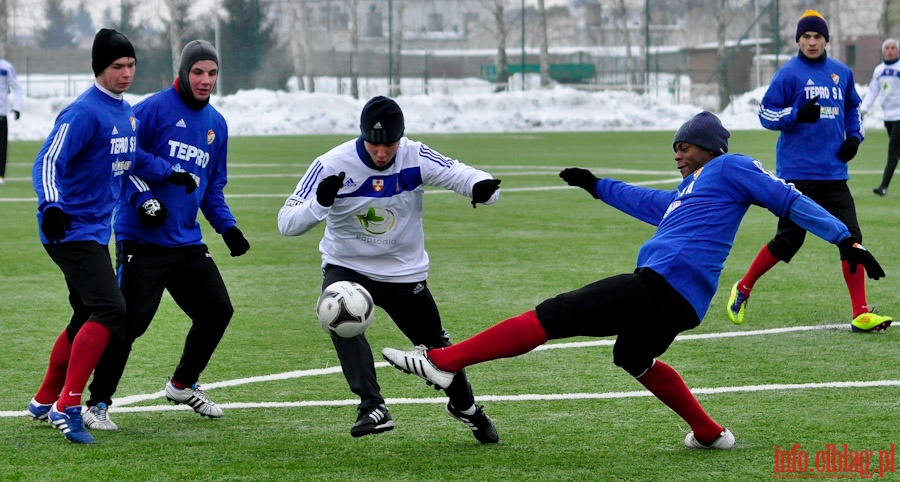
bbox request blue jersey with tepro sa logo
[758,54,863,181]
[116,86,235,247]
[594,153,849,320]
[32,84,139,245]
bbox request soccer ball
[316,281,375,338]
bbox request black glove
[471,179,501,208]
[137,198,168,228]
[316,172,345,207]
[838,237,885,279]
[837,137,860,163]
[168,171,197,194]
[559,168,600,199]
[41,206,71,243]
[12,110,19,121]
[796,96,820,124]
[222,226,250,257]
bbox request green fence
[479,63,597,84]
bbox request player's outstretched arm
[559,168,600,199]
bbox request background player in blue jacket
[382,111,885,450]
[278,96,502,442]
[729,10,892,333]
[81,40,250,431]
[26,29,169,444]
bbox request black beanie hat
[177,40,219,110]
[796,10,829,42]
[360,96,405,144]
[92,28,136,76]
[672,111,731,155]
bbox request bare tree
[288,2,304,91]
[0,0,7,57]
[164,0,193,77]
[390,0,408,97]
[348,0,359,99]
[616,0,636,88]
[716,0,728,111]
[285,0,316,93]
[465,0,514,92]
[537,0,550,87]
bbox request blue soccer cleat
[49,403,95,444]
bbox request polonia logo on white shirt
[372,179,384,192]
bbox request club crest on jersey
[372,179,384,192]
[207,129,215,145]
[831,73,840,85]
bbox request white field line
[1,177,682,203]
[2,323,892,418]
[3,165,886,202]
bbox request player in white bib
[278,96,502,442]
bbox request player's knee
[767,239,798,263]
[204,299,234,323]
[97,299,127,323]
[613,347,653,378]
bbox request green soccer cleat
[727,281,749,325]
[851,312,892,333]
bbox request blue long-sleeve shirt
[593,153,849,320]
[116,86,235,247]
[32,84,140,244]
[757,54,863,180]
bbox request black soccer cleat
[350,404,395,438]
[445,402,499,444]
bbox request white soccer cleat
[684,428,736,449]
[82,403,119,431]
[381,345,456,390]
[164,379,224,419]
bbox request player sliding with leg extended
[383,112,886,449]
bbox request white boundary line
[2,322,891,418]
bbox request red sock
[56,321,111,409]
[171,379,190,389]
[34,330,72,404]
[738,245,780,294]
[637,360,723,444]
[842,260,869,318]
[428,310,548,372]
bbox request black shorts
[534,267,699,376]
[322,264,451,348]
[768,180,860,262]
[44,241,126,339]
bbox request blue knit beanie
[672,111,730,155]
[796,10,829,42]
